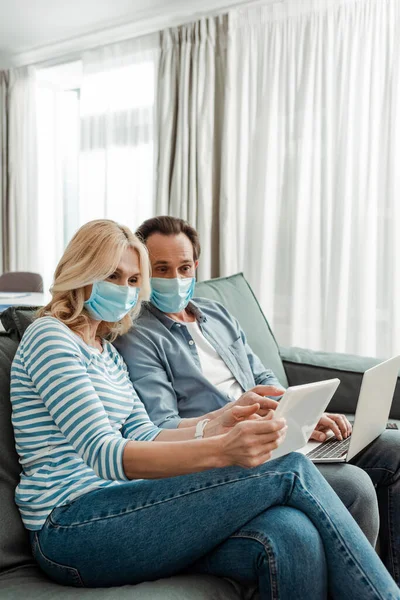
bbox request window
[36,55,157,290]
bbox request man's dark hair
[136,216,201,261]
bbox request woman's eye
[129,278,138,285]
[108,274,117,280]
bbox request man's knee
[366,430,400,472]
[317,463,379,545]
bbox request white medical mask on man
[150,277,195,313]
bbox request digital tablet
[268,378,341,461]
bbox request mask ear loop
[84,281,98,304]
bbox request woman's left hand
[204,402,265,437]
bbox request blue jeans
[349,430,400,585]
[31,453,399,599]
[317,461,380,546]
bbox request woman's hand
[204,402,263,438]
[237,388,282,414]
[212,388,282,423]
[219,411,287,468]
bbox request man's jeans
[31,453,399,599]
[317,430,400,586]
[351,431,400,584]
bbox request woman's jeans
[31,453,399,599]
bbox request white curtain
[35,76,67,293]
[221,0,400,358]
[80,34,160,234]
[8,67,40,273]
[156,17,228,281]
[0,71,8,273]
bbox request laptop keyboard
[307,421,398,461]
[307,437,351,460]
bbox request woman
[11,220,399,599]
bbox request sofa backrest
[0,332,34,575]
[195,273,288,387]
[1,277,288,388]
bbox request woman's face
[84,247,142,300]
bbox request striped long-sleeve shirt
[11,316,161,530]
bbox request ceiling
[0,0,168,56]
[0,0,279,68]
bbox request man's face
[146,232,198,279]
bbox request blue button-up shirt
[114,298,284,428]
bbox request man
[115,216,400,585]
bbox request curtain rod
[10,0,283,70]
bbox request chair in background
[0,272,43,293]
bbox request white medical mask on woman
[84,280,139,322]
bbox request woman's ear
[83,284,93,301]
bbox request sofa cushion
[281,346,400,419]
[195,273,288,387]
[0,333,35,575]
[1,306,38,340]
[0,567,249,600]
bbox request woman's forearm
[155,426,198,440]
[123,416,287,478]
[122,436,225,479]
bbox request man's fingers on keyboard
[326,414,351,439]
[318,415,342,440]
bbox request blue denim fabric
[349,430,400,586]
[186,507,328,599]
[115,299,399,585]
[114,300,285,429]
[31,453,399,599]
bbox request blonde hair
[38,220,151,341]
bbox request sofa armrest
[280,346,400,419]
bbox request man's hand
[310,413,352,442]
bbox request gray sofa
[0,273,399,599]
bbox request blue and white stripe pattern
[11,316,161,531]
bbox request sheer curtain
[80,34,160,234]
[8,67,40,274]
[35,74,68,293]
[157,17,228,281]
[221,0,400,358]
[0,71,8,273]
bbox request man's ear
[194,260,199,271]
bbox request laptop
[269,378,340,461]
[296,355,400,463]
